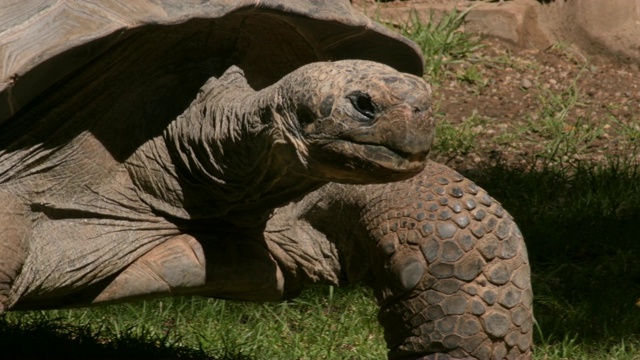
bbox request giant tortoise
[0,0,532,359]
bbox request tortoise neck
[128,72,324,222]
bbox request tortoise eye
[348,92,376,119]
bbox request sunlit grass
[1,286,386,359]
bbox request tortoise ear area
[296,106,315,126]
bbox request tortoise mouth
[305,138,429,184]
[349,141,430,173]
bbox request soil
[429,37,640,173]
[356,1,640,173]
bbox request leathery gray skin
[266,161,533,359]
[0,59,433,310]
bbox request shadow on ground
[0,317,250,360]
[466,160,640,343]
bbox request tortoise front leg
[265,161,534,360]
[92,233,286,304]
[368,164,533,359]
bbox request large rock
[537,0,640,62]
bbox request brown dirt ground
[361,0,640,173]
[429,36,640,173]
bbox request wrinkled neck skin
[127,70,322,225]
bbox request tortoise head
[275,60,434,184]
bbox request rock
[352,0,640,63]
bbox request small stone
[520,78,532,89]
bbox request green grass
[3,7,640,360]
[432,111,489,162]
[396,8,483,83]
[0,286,386,359]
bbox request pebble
[520,78,532,89]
